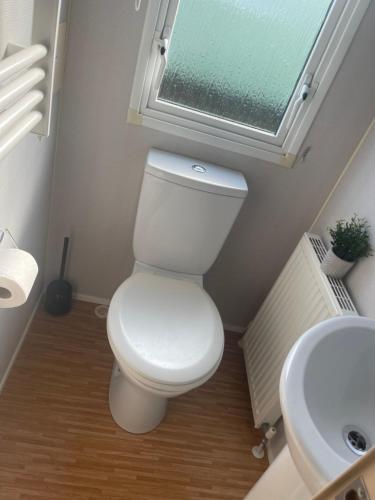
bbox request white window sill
[127,108,296,168]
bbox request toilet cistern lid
[147,149,248,198]
[107,273,224,385]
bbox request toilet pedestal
[109,362,167,434]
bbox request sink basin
[280,315,375,494]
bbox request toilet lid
[107,272,224,385]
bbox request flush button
[192,164,207,173]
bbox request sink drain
[343,426,370,456]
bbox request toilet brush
[45,237,72,315]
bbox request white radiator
[242,233,357,429]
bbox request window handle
[286,77,314,129]
[154,27,171,90]
[154,38,168,89]
[154,38,169,89]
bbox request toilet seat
[116,356,222,397]
[107,272,224,387]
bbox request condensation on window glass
[158,0,332,134]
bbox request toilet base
[109,362,167,433]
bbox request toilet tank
[133,149,248,276]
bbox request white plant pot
[320,247,355,279]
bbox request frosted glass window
[158,0,333,134]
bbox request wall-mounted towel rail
[0,0,62,162]
[0,67,46,112]
[0,44,47,84]
[0,111,42,161]
[0,91,44,136]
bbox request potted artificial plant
[321,215,372,279]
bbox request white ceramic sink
[280,315,375,494]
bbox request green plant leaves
[329,215,373,262]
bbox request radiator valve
[252,424,277,459]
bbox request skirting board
[223,323,247,334]
[0,291,43,393]
[73,293,109,306]
[74,293,247,333]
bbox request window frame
[129,0,370,167]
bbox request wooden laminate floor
[0,301,267,500]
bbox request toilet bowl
[107,272,224,433]
[107,149,248,433]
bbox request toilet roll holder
[0,229,18,248]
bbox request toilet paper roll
[0,248,38,308]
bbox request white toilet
[107,149,248,433]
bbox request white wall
[0,0,34,54]
[0,0,67,386]
[0,117,58,386]
[312,121,375,319]
[48,0,375,329]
